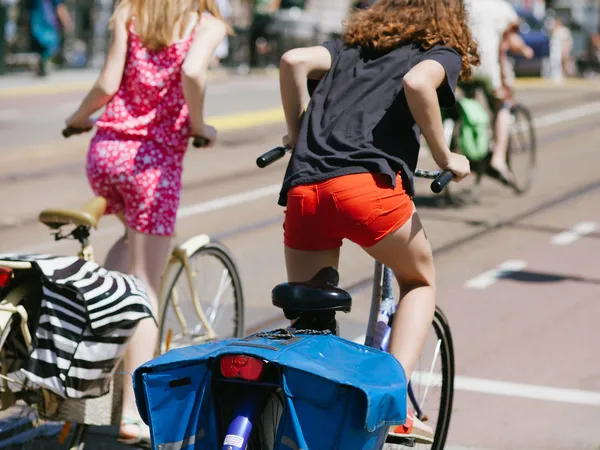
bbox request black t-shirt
[278,39,462,206]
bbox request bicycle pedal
[385,435,416,447]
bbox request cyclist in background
[277,0,477,442]
[64,0,229,444]
[463,0,533,187]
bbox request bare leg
[120,228,172,440]
[103,214,129,273]
[363,210,435,437]
[284,246,341,282]
[362,210,435,380]
[490,105,511,174]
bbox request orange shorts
[283,172,414,251]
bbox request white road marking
[177,184,280,219]
[465,260,527,289]
[534,102,600,129]
[551,221,597,246]
[452,375,600,407]
[352,335,600,407]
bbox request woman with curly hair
[277,0,479,442]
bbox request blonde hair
[111,0,232,51]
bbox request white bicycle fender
[178,234,211,257]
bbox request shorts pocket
[332,185,382,226]
[286,193,305,217]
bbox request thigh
[284,246,340,283]
[122,163,183,237]
[126,227,172,301]
[86,140,126,215]
[362,211,435,288]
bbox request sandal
[118,416,152,448]
[387,410,434,445]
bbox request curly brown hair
[344,0,480,80]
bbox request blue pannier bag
[133,330,407,449]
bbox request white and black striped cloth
[0,254,155,399]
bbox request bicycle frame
[158,234,219,353]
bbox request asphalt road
[0,71,599,449]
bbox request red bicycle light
[220,355,265,381]
[0,267,13,288]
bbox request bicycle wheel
[507,103,536,194]
[248,389,284,450]
[388,306,455,450]
[158,241,244,353]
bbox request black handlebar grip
[62,126,92,138]
[192,136,210,148]
[431,170,454,194]
[256,147,287,168]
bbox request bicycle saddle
[272,267,352,320]
[39,196,107,230]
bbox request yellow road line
[209,107,283,130]
[0,81,94,98]
[514,77,600,89]
[0,70,231,98]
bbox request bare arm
[504,28,534,59]
[182,16,227,137]
[279,46,332,145]
[403,60,453,169]
[404,60,470,180]
[56,3,73,33]
[66,9,128,127]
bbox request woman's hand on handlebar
[191,123,217,148]
[443,152,471,182]
[65,114,95,135]
[282,133,297,150]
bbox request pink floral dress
[86,17,201,236]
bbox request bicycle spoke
[420,338,442,408]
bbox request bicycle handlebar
[62,126,93,138]
[191,136,210,148]
[256,146,288,168]
[256,147,454,194]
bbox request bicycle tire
[507,103,536,194]
[158,241,245,353]
[247,389,285,450]
[427,306,455,450]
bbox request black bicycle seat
[272,267,352,320]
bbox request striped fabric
[0,254,154,399]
